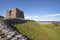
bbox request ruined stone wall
[6,8,24,19]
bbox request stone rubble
[0,19,27,40]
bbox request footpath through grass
[12,21,60,40]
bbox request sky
[0,0,60,21]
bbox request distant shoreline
[38,21,60,24]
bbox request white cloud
[25,15,39,19]
[25,14,60,21]
[43,14,60,17]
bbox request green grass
[11,21,60,40]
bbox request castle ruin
[6,8,24,19]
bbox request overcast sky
[0,0,60,21]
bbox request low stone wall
[5,18,35,24]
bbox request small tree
[52,22,59,27]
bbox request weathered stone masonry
[6,8,24,19]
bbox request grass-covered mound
[11,21,60,40]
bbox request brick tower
[6,8,24,19]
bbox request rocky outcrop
[0,18,27,40]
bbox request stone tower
[6,8,24,19]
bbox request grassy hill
[11,21,60,40]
